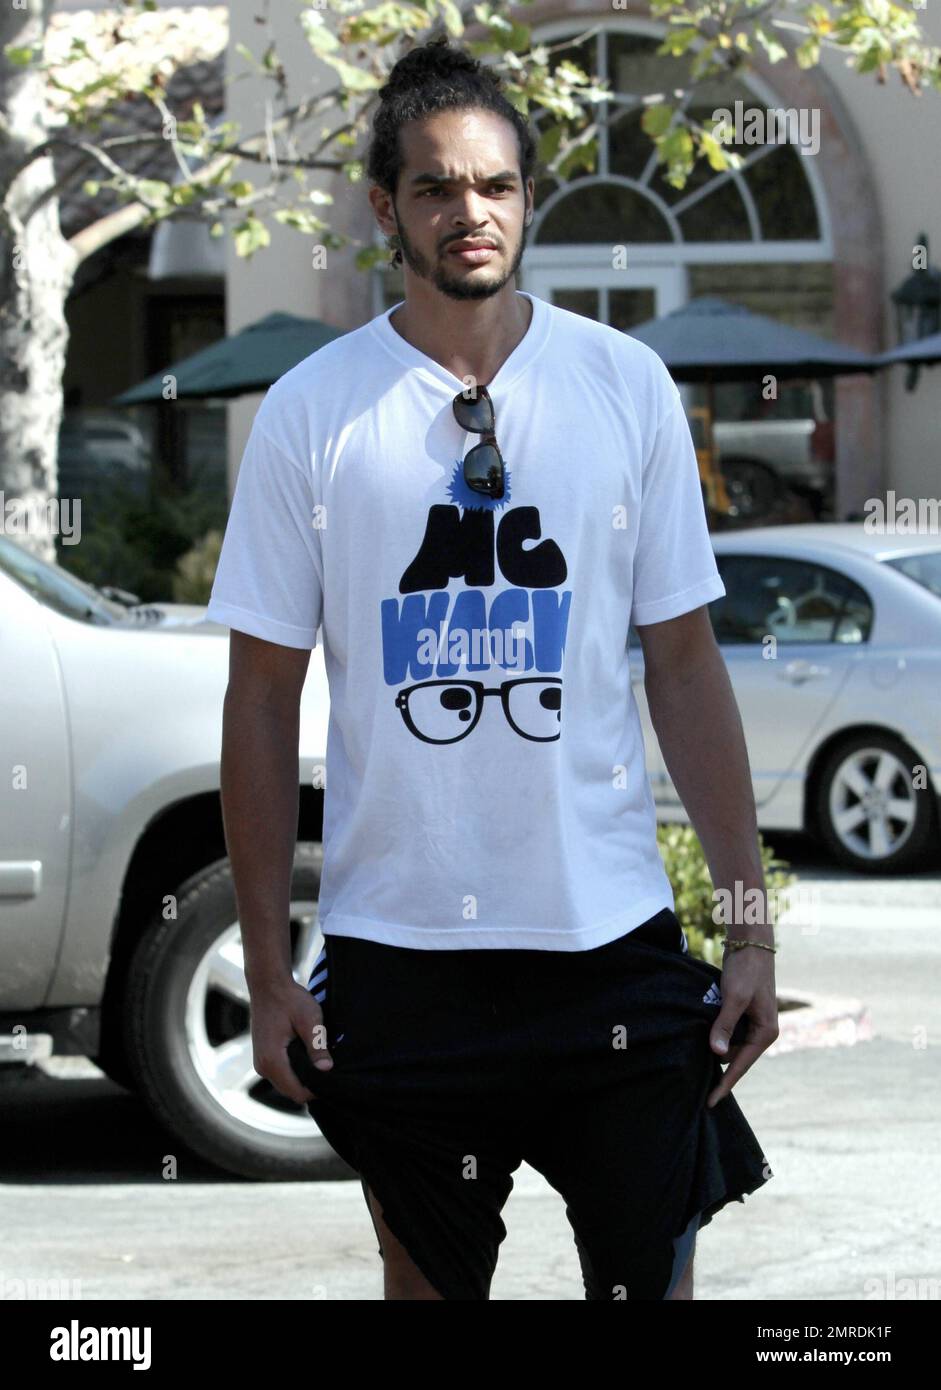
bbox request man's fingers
[706,1037,771,1107]
[278,1032,333,1102]
[709,1000,745,1058]
[274,1067,316,1105]
[307,1016,335,1070]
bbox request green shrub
[57,486,227,603]
[173,528,223,604]
[656,823,795,966]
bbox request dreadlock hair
[366,36,537,269]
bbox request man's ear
[368,183,397,239]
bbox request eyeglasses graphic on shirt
[394,677,562,744]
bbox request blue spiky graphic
[446,458,512,512]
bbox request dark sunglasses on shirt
[452,384,505,500]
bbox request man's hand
[636,607,780,1107]
[250,976,334,1105]
[706,947,779,1108]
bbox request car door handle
[0,860,42,897]
[781,659,830,684]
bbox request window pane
[610,289,656,332]
[745,146,820,240]
[608,108,655,181]
[538,184,672,243]
[678,182,751,241]
[710,555,873,644]
[884,551,941,601]
[551,288,600,320]
[607,31,680,95]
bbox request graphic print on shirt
[380,462,571,744]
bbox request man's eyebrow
[409,169,519,186]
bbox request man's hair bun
[380,36,487,102]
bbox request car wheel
[122,842,354,1180]
[719,456,782,523]
[814,733,938,874]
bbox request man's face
[378,108,534,301]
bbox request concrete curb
[769,989,873,1055]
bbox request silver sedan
[631,524,941,874]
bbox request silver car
[0,536,337,1179]
[631,524,941,874]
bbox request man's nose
[450,188,491,228]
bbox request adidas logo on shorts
[702,982,722,1006]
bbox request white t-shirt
[206,290,725,950]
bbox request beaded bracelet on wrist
[721,936,777,954]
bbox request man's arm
[220,629,332,1102]
[636,605,779,1104]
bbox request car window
[0,535,122,624]
[883,550,941,601]
[710,555,873,645]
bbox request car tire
[813,732,939,874]
[719,456,783,523]
[122,842,355,1180]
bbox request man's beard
[393,211,530,300]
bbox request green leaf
[233,215,271,258]
[660,126,695,187]
[690,39,718,80]
[436,0,465,38]
[356,245,393,271]
[135,179,172,205]
[208,158,237,187]
[754,25,788,65]
[556,133,598,179]
[796,37,821,69]
[319,54,382,91]
[4,45,38,66]
[642,102,674,138]
[228,180,254,199]
[299,11,341,54]
[537,122,564,167]
[658,27,699,57]
[273,208,328,234]
[504,21,532,54]
[699,131,729,172]
[82,180,101,197]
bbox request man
[206,38,777,1301]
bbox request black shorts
[286,908,771,1300]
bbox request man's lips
[447,242,498,263]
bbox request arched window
[530,28,826,250]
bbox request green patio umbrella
[110,310,347,404]
[627,296,878,381]
[876,330,941,367]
